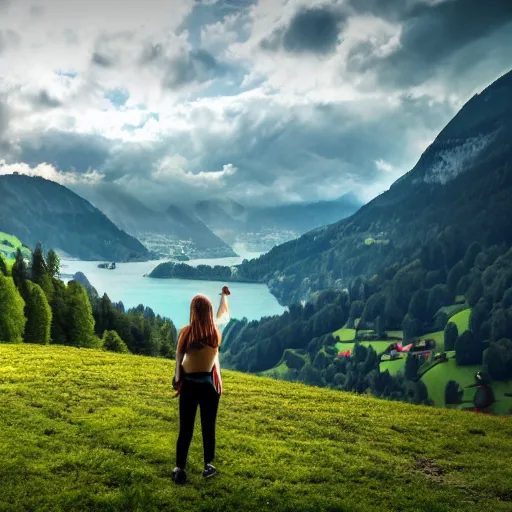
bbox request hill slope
[0,231,31,262]
[1,344,512,512]
[236,69,512,305]
[75,183,237,259]
[0,175,150,261]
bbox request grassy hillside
[1,345,512,512]
[0,231,31,267]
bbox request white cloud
[0,160,104,185]
[375,159,396,173]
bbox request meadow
[1,344,512,512]
[0,231,31,271]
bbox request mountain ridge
[0,174,150,261]
[234,69,512,305]
[74,182,237,259]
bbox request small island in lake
[147,261,257,283]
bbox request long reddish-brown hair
[182,294,220,349]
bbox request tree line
[0,244,177,357]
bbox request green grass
[335,341,391,353]
[260,361,290,377]
[450,308,471,335]
[421,359,480,408]
[0,231,31,263]
[422,331,445,352]
[379,358,406,376]
[439,304,467,318]
[333,327,356,342]
[1,345,512,511]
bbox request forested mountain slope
[0,175,150,261]
[237,70,512,305]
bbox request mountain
[235,69,512,305]
[75,183,237,259]
[0,175,150,261]
[1,344,511,511]
[194,194,362,250]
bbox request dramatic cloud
[261,5,346,55]
[0,0,511,210]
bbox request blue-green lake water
[61,246,285,329]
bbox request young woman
[171,288,230,485]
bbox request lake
[60,244,285,329]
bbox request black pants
[176,375,220,469]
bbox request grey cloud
[163,49,222,89]
[348,0,512,88]
[11,93,453,207]
[140,41,225,89]
[91,31,134,68]
[91,51,116,68]
[0,29,21,54]
[0,99,9,137]
[30,4,45,18]
[261,5,345,55]
[33,90,62,109]
[140,43,164,64]
[19,131,112,173]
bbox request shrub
[445,380,462,405]
[102,330,129,354]
[283,349,307,371]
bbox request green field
[450,308,471,335]
[379,357,406,376]
[335,341,391,353]
[260,361,290,377]
[421,359,481,408]
[422,331,445,352]
[333,327,356,341]
[0,231,31,264]
[1,345,512,511]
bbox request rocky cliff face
[0,175,150,261]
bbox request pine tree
[405,354,420,381]
[11,248,27,289]
[445,380,462,405]
[38,273,55,303]
[49,278,69,345]
[455,331,483,366]
[444,322,459,351]
[46,249,60,278]
[66,281,98,348]
[31,243,47,284]
[0,274,26,343]
[23,280,52,344]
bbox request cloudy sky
[0,0,511,209]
